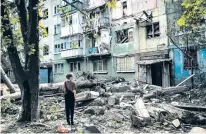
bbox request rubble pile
[1,74,206,133]
[72,75,206,133]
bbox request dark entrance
[151,63,162,86]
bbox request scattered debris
[172,119,180,128]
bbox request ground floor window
[93,60,107,72]
[70,62,81,72]
[54,63,64,74]
[117,56,135,72]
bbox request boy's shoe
[71,122,74,125]
[67,121,71,125]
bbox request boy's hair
[66,73,73,79]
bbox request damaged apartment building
[83,0,111,77]
[111,0,170,86]
[4,0,206,87]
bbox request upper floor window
[62,16,72,27]
[54,5,60,15]
[43,45,49,55]
[122,1,127,16]
[54,24,61,35]
[146,22,160,39]
[43,9,48,19]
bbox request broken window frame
[183,48,198,70]
[93,60,107,72]
[43,45,49,56]
[117,57,135,72]
[116,28,133,44]
[146,22,160,39]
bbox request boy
[64,73,76,125]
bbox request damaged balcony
[86,46,111,57]
[61,48,83,59]
[82,17,110,33]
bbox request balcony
[61,24,83,37]
[86,46,110,57]
[82,17,110,33]
[61,48,83,59]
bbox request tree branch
[15,0,30,70]
[1,0,26,89]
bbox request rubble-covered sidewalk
[1,74,206,133]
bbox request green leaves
[177,0,206,28]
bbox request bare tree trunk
[0,66,16,93]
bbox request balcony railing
[61,48,83,58]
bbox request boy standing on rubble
[64,74,76,125]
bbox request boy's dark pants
[65,91,75,123]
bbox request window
[43,45,49,55]
[93,60,107,72]
[54,63,64,74]
[146,22,160,38]
[128,29,134,42]
[54,24,61,35]
[14,23,18,30]
[54,44,60,53]
[184,48,198,69]
[116,28,133,43]
[69,15,72,25]
[43,9,48,19]
[122,1,127,16]
[43,27,48,37]
[70,62,81,72]
[62,16,68,27]
[54,5,60,15]
[117,57,135,72]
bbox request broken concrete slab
[76,91,99,102]
[130,115,147,128]
[134,98,150,120]
[172,119,180,128]
[110,84,131,92]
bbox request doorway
[151,63,162,86]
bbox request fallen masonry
[1,74,206,133]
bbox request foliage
[1,99,19,117]
[177,0,206,28]
[106,0,117,9]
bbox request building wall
[171,48,206,85]
[138,0,168,53]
